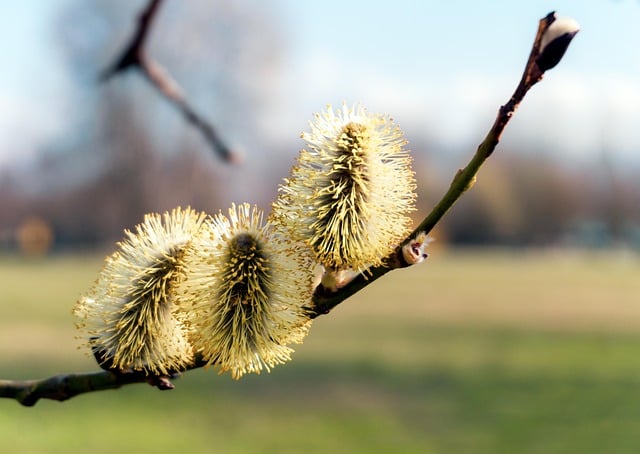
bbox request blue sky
[0,1,68,167]
[1,0,639,168]
[273,0,640,163]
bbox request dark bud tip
[537,31,579,71]
[537,17,580,72]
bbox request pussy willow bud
[272,104,416,272]
[73,207,207,375]
[178,203,315,379]
[537,14,580,72]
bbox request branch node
[401,232,432,266]
[146,375,175,390]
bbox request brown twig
[0,371,171,407]
[0,354,208,407]
[0,12,577,406]
[101,0,236,162]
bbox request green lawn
[1,249,640,453]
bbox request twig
[99,0,162,81]
[0,354,207,407]
[101,0,237,162]
[0,12,577,406]
[309,11,577,317]
[0,371,171,407]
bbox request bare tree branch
[0,371,172,407]
[0,12,577,406]
[0,353,209,407]
[101,0,237,162]
[99,0,162,80]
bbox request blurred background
[1,1,640,452]
[1,0,639,251]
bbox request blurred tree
[594,151,640,242]
[505,154,585,245]
[442,153,589,246]
[442,161,524,245]
[13,0,286,246]
[16,216,54,256]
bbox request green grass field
[1,249,640,453]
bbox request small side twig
[101,0,237,162]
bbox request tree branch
[101,0,237,162]
[0,354,208,407]
[309,11,574,317]
[0,12,577,406]
[0,370,171,407]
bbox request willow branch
[0,354,208,407]
[0,12,577,407]
[309,11,576,317]
[0,370,172,407]
[101,0,236,162]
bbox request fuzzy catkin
[178,203,315,379]
[272,104,416,272]
[73,207,207,375]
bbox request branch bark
[101,0,237,162]
[0,371,172,407]
[0,354,208,407]
[0,12,576,406]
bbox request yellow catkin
[272,104,416,272]
[178,203,315,379]
[73,207,207,375]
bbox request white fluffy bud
[538,16,580,71]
